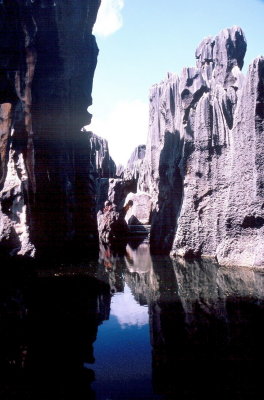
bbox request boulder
[124,192,152,225]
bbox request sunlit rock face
[137,26,264,267]
[0,0,101,257]
[90,132,116,179]
[138,73,183,253]
[123,144,146,181]
[124,192,152,225]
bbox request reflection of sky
[110,284,148,328]
[89,283,159,399]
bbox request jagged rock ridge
[131,26,263,267]
[0,0,101,257]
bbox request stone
[96,146,147,240]
[124,191,152,225]
[131,26,263,267]
[96,175,137,214]
[97,200,130,243]
[0,1,101,257]
[123,144,146,181]
[88,131,116,178]
[96,144,147,241]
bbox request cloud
[93,0,124,37]
[110,284,149,328]
[89,99,149,165]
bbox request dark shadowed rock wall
[136,26,264,267]
[149,257,264,398]
[0,0,101,257]
[0,269,111,399]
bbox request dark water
[0,242,264,399]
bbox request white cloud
[89,99,149,166]
[110,284,149,328]
[94,0,124,37]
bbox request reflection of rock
[149,257,264,398]
[99,241,160,305]
[124,243,160,306]
[125,243,152,273]
[0,272,111,399]
[98,241,126,293]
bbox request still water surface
[0,242,264,399]
[90,284,156,399]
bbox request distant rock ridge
[96,145,146,242]
[125,26,263,267]
[89,131,116,179]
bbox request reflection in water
[0,272,111,400]
[90,284,157,400]
[150,258,264,399]
[110,284,149,328]
[125,243,152,274]
[0,244,264,399]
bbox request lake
[0,242,264,399]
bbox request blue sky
[89,0,264,165]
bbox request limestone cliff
[137,26,264,267]
[0,0,101,257]
[90,132,116,179]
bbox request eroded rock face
[0,0,101,257]
[123,144,146,181]
[89,131,116,179]
[124,192,152,225]
[136,26,263,267]
[97,201,129,243]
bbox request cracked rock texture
[136,26,264,267]
[0,0,101,257]
[89,131,116,179]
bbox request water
[89,284,156,400]
[0,242,264,399]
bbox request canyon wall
[136,26,264,267]
[0,0,101,257]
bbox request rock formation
[96,144,153,242]
[97,199,130,243]
[132,26,263,267]
[96,146,141,242]
[89,131,116,179]
[122,144,146,181]
[0,0,101,258]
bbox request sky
[88,0,264,165]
